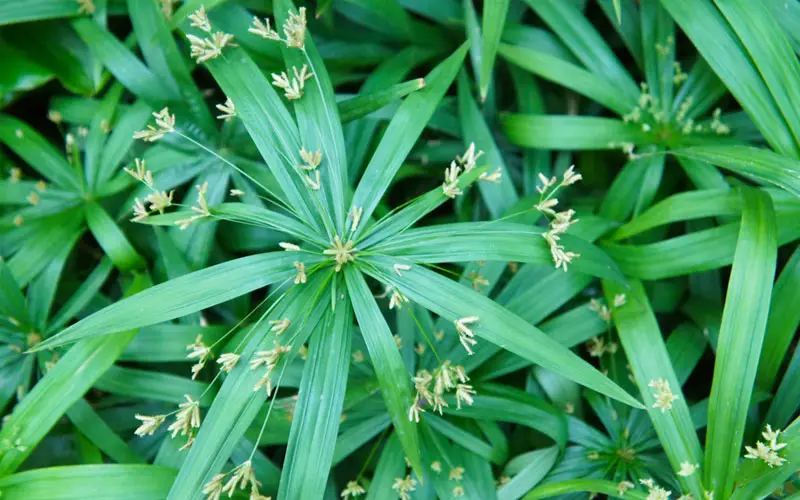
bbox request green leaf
[366,433,405,500]
[498,43,635,115]
[48,257,113,332]
[522,0,640,102]
[71,18,173,106]
[497,446,558,500]
[660,0,799,157]
[278,296,352,500]
[670,145,800,196]
[764,346,800,429]
[602,211,799,280]
[0,0,84,25]
[201,45,320,233]
[351,42,469,235]
[0,274,150,475]
[65,398,145,464]
[34,252,312,350]
[601,279,704,498]
[524,479,648,499]
[479,0,510,100]
[714,1,800,152]
[345,267,422,477]
[704,187,777,499]
[361,257,643,408]
[339,79,426,124]
[370,221,625,283]
[757,246,800,391]
[6,211,84,287]
[502,115,651,150]
[85,202,144,272]
[167,280,328,500]
[0,114,80,190]
[0,464,176,499]
[457,73,519,217]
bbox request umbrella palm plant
[3,2,646,499]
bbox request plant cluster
[0,1,799,499]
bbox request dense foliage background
[0,0,799,499]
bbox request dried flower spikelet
[221,460,260,497]
[188,5,211,32]
[613,294,627,308]
[457,142,484,172]
[26,192,40,206]
[186,334,212,379]
[230,189,245,197]
[134,107,176,142]
[340,480,366,498]
[124,158,154,187]
[467,272,489,292]
[452,486,465,497]
[587,336,606,357]
[348,206,363,233]
[323,236,357,272]
[250,341,292,395]
[535,173,557,195]
[176,182,211,230]
[303,169,321,190]
[76,0,95,15]
[351,350,364,364]
[479,168,502,183]
[167,395,201,438]
[279,242,301,251]
[293,261,307,284]
[389,290,408,310]
[449,466,464,481]
[617,481,634,496]
[394,263,411,276]
[454,316,479,355]
[673,61,689,85]
[216,353,240,373]
[299,147,322,170]
[282,8,307,49]
[215,97,236,120]
[47,110,63,124]
[455,384,475,409]
[271,65,313,100]
[133,414,166,437]
[392,475,417,500]
[442,161,463,198]
[269,318,291,335]
[249,16,281,41]
[9,167,21,183]
[202,473,226,500]
[744,424,787,468]
[640,478,672,500]
[677,462,698,477]
[131,198,149,222]
[535,198,558,216]
[649,378,679,412]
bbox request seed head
[215,97,236,120]
[133,414,166,437]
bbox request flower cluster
[272,65,314,101]
[298,146,322,190]
[76,0,95,15]
[534,166,582,272]
[162,395,201,449]
[454,316,479,355]
[617,480,634,496]
[176,182,212,230]
[640,478,672,500]
[250,341,292,395]
[215,97,236,121]
[449,466,466,497]
[203,460,269,500]
[249,7,307,50]
[187,6,236,63]
[408,361,474,422]
[648,378,679,412]
[133,107,176,142]
[324,236,357,272]
[124,158,175,222]
[391,475,417,500]
[186,334,212,379]
[442,143,489,198]
[293,262,307,284]
[744,424,787,468]
[340,480,366,498]
[677,461,698,477]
